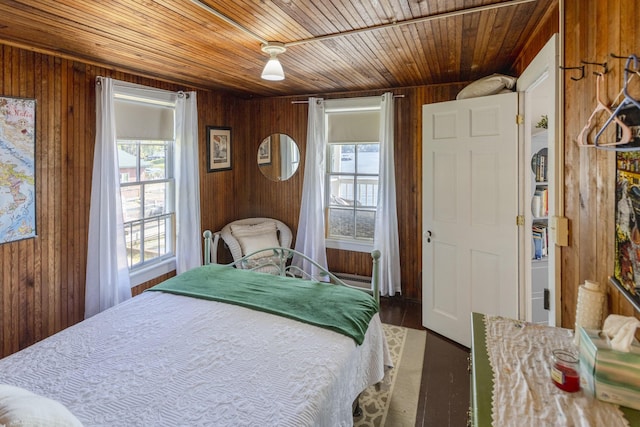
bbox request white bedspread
[0,291,389,426]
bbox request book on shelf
[533,187,548,217]
[533,234,543,259]
[532,223,548,259]
[533,151,548,182]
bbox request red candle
[551,349,580,392]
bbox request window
[113,87,177,283]
[118,140,174,269]
[325,98,381,252]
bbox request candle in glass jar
[551,349,580,392]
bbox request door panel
[471,152,500,225]
[422,92,519,347]
[433,152,457,221]
[432,242,458,317]
[471,250,501,314]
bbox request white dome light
[261,42,287,81]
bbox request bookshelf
[528,130,550,324]
[519,35,557,327]
[531,146,548,259]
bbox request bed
[0,232,389,426]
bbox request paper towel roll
[574,280,607,346]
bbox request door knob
[426,230,432,243]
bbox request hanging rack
[559,65,585,81]
[560,59,610,81]
[581,60,608,74]
[591,54,640,151]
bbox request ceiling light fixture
[260,42,287,81]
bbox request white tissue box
[578,326,640,410]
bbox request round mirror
[258,133,300,181]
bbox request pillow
[456,73,517,100]
[0,384,83,427]
[230,221,280,259]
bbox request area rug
[354,324,427,426]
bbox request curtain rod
[96,76,190,98]
[291,94,404,104]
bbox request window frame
[324,99,381,253]
[113,86,178,287]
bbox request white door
[422,92,520,347]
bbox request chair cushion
[0,384,84,427]
[230,221,280,259]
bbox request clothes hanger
[576,72,632,147]
[593,55,640,151]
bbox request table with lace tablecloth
[470,312,640,427]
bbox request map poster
[0,96,36,244]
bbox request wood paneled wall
[0,49,100,358]
[0,45,238,358]
[562,0,640,328]
[196,91,242,241]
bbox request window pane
[328,144,355,173]
[328,175,355,206]
[357,144,379,173]
[142,216,171,259]
[328,208,354,238]
[117,144,140,182]
[355,176,379,207]
[143,166,164,180]
[144,182,168,218]
[121,186,142,222]
[142,144,167,180]
[355,210,376,239]
[125,221,142,268]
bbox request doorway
[517,34,559,326]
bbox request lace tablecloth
[482,315,630,426]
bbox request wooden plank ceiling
[0,0,554,97]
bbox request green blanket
[146,264,379,345]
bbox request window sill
[325,238,373,253]
[129,257,176,288]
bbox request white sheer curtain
[292,97,329,277]
[85,77,132,318]
[175,91,202,273]
[374,92,401,296]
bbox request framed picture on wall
[0,96,37,244]
[258,136,271,165]
[206,126,232,172]
[614,152,640,311]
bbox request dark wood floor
[379,297,470,427]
